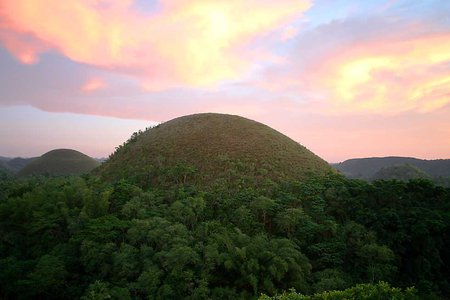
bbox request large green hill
[96,113,332,188]
[17,149,99,177]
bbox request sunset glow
[0,0,449,161]
[0,0,311,89]
[313,34,450,113]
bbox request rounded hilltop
[96,113,332,188]
[18,149,100,177]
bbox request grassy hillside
[96,113,332,188]
[17,149,99,177]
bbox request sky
[0,0,449,162]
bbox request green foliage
[312,269,348,292]
[81,280,131,300]
[0,171,448,299]
[23,254,68,296]
[259,281,419,299]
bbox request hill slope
[96,113,332,188]
[17,149,99,177]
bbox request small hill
[17,149,99,177]
[332,157,450,180]
[0,157,37,174]
[96,113,332,188]
[371,164,432,181]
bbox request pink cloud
[0,30,48,64]
[253,22,450,115]
[0,0,311,90]
[310,33,450,114]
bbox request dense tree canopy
[0,170,449,299]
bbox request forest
[0,168,449,299]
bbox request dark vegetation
[17,149,100,177]
[1,171,448,299]
[0,114,449,299]
[332,157,450,186]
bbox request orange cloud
[0,0,311,90]
[81,78,106,93]
[310,33,450,114]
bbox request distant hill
[17,149,99,177]
[94,157,107,164]
[95,113,333,188]
[0,157,37,174]
[371,164,432,181]
[332,157,450,185]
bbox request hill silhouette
[17,149,99,177]
[96,113,332,188]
